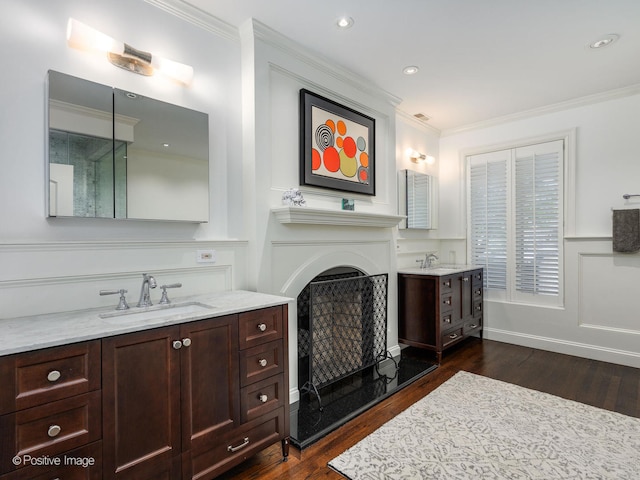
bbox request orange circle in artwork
[337,120,347,136]
[359,169,368,182]
[323,146,340,172]
[343,136,356,158]
[312,148,321,170]
[360,152,369,167]
[336,137,344,148]
[326,119,336,133]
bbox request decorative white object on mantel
[271,206,405,228]
[282,188,306,207]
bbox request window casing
[467,140,564,307]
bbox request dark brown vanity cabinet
[101,305,289,480]
[398,269,483,362]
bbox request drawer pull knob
[258,394,268,403]
[172,340,183,350]
[476,306,482,311]
[258,358,268,367]
[443,317,451,323]
[257,323,267,332]
[47,370,61,382]
[228,437,250,453]
[448,333,459,340]
[469,324,478,329]
[444,299,451,305]
[48,425,62,438]
[182,338,192,347]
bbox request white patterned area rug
[328,371,640,479]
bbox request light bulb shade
[151,55,194,86]
[67,18,124,55]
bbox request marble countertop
[0,290,293,357]
[397,265,482,276]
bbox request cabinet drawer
[240,340,284,387]
[440,312,454,329]
[439,276,454,293]
[240,374,285,423]
[464,318,483,335]
[440,293,454,312]
[472,270,483,285]
[473,300,483,317]
[0,341,101,415]
[239,306,284,350]
[0,441,102,480]
[189,407,285,480]
[0,391,101,475]
[441,328,464,349]
[473,285,483,300]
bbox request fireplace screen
[297,271,389,407]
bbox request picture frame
[299,89,375,196]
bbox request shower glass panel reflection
[49,129,127,218]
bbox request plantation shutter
[467,139,563,305]
[468,150,509,292]
[407,172,431,229]
[514,140,563,297]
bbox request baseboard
[485,328,640,369]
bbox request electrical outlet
[196,250,216,263]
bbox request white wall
[439,91,640,368]
[0,0,247,317]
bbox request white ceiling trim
[441,83,640,137]
[144,0,239,42]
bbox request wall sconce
[408,149,435,165]
[66,18,194,86]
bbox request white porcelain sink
[99,301,216,323]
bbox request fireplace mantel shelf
[272,206,405,228]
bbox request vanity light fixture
[66,18,194,86]
[408,149,435,165]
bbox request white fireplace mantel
[271,206,405,228]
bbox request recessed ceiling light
[336,16,354,29]
[403,65,419,75]
[589,34,619,49]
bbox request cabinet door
[180,315,240,479]
[102,327,182,480]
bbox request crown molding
[442,83,640,137]
[144,0,239,42]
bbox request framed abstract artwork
[299,89,375,196]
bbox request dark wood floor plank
[218,338,640,480]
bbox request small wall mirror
[398,170,435,229]
[47,71,209,222]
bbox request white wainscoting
[483,237,640,368]
[0,240,247,318]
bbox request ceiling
[178,0,640,132]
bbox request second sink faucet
[137,273,157,307]
[425,253,438,268]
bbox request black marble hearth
[290,345,437,449]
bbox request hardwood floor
[218,338,640,480]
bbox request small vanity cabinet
[0,293,289,480]
[102,305,289,480]
[398,268,483,362]
[0,341,102,479]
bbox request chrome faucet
[426,253,438,268]
[137,273,157,307]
